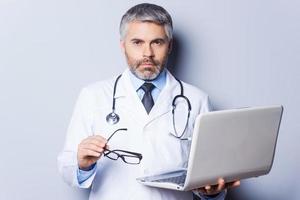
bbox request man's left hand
[193,178,240,197]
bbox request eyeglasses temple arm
[106,128,128,142]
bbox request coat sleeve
[193,190,226,200]
[199,95,212,114]
[57,87,96,188]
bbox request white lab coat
[57,69,213,200]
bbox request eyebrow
[130,38,144,42]
[130,37,167,42]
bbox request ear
[120,40,125,54]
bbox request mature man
[58,3,240,200]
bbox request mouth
[141,62,154,66]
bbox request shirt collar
[128,68,167,91]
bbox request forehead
[125,21,167,40]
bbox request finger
[85,139,107,149]
[230,180,241,188]
[226,180,241,189]
[204,184,215,195]
[201,180,224,195]
[205,185,211,191]
[90,135,107,144]
[80,148,101,158]
[80,143,105,153]
[93,135,108,143]
[206,183,220,195]
[82,137,107,148]
[217,178,226,191]
[82,135,107,144]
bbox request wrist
[78,163,96,171]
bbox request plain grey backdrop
[0,0,299,199]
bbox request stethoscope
[106,74,192,140]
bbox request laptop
[136,105,283,191]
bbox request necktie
[141,82,155,114]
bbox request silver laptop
[136,105,283,191]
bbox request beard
[125,52,168,81]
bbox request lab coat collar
[113,69,130,99]
[113,68,180,126]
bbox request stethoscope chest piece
[106,74,122,125]
[106,112,120,125]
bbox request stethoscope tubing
[106,74,192,139]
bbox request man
[58,3,240,200]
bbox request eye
[152,39,165,46]
[132,40,143,46]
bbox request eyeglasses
[103,128,143,164]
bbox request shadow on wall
[167,33,183,77]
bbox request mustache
[136,58,159,66]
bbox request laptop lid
[184,105,283,190]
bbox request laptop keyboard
[152,173,186,186]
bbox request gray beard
[129,65,163,81]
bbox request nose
[143,44,154,57]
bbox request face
[120,21,172,81]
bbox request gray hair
[120,3,173,41]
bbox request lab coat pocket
[143,113,190,174]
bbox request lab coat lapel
[113,69,180,127]
[114,69,149,126]
[147,71,179,124]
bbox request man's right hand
[77,135,107,170]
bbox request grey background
[0,0,299,199]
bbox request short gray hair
[120,3,173,41]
